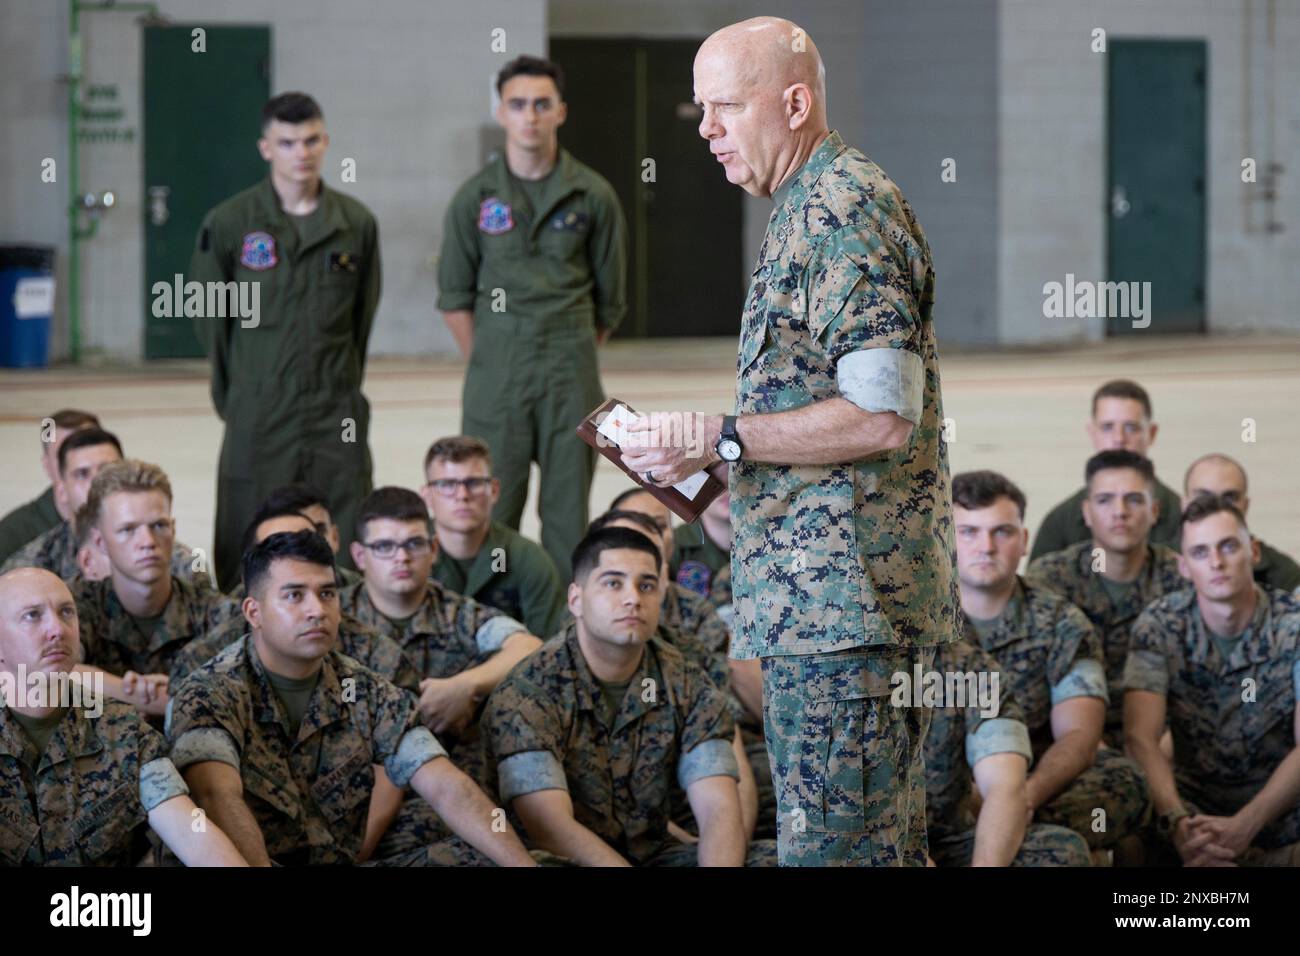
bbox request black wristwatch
[1156,807,1191,838]
[715,415,743,462]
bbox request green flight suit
[190,177,381,591]
[430,520,565,638]
[437,148,627,581]
[0,486,60,566]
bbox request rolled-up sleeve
[836,348,924,423]
[384,726,448,788]
[475,615,527,655]
[1123,649,1170,696]
[497,750,569,802]
[1050,658,1108,705]
[677,738,739,789]
[170,727,241,772]
[965,717,1032,767]
[139,757,190,810]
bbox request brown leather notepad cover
[576,397,726,524]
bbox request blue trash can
[0,245,57,368]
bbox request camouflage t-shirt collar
[104,575,188,653]
[561,622,664,733]
[0,703,100,770]
[974,577,1030,651]
[770,129,846,210]
[1192,584,1274,672]
[244,635,347,742]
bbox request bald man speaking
[622,17,959,866]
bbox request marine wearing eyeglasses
[338,486,543,858]
[421,437,565,639]
[340,487,541,755]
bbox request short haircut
[571,526,662,584]
[1084,449,1155,488]
[1183,453,1248,495]
[42,409,100,450]
[243,529,336,596]
[1091,379,1152,419]
[57,426,122,476]
[356,486,430,540]
[423,435,492,474]
[609,486,651,511]
[241,499,316,559]
[258,483,331,520]
[261,92,322,131]
[1180,493,1248,536]
[496,55,565,98]
[951,470,1027,520]
[587,509,663,550]
[80,459,172,531]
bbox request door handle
[148,185,170,226]
[1110,184,1130,218]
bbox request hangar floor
[2,332,1297,566]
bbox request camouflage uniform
[431,520,566,638]
[0,699,189,865]
[0,521,210,590]
[339,578,521,787]
[729,130,959,865]
[660,580,774,839]
[965,578,1150,850]
[73,575,240,683]
[1026,541,1185,740]
[484,622,775,865]
[1125,585,1300,862]
[171,613,419,694]
[559,580,776,837]
[166,634,479,865]
[925,636,1091,867]
[340,578,526,858]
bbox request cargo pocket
[797,651,905,834]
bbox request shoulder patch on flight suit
[240,231,278,270]
[478,197,514,235]
[676,560,712,598]
[329,251,360,273]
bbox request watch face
[718,439,742,461]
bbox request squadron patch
[675,560,713,598]
[478,197,514,235]
[239,231,278,270]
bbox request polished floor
[2,333,1297,565]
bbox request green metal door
[143,25,270,358]
[549,36,743,339]
[1106,40,1206,335]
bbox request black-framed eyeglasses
[360,537,432,558]
[425,477,494,497]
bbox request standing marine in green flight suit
[437,55,627,581]
[190,92,381,592]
